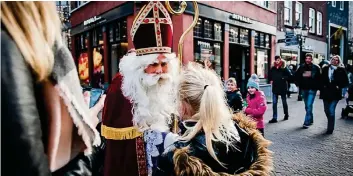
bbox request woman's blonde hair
[1,1,62,81]
[179,63,240,167]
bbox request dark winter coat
[268,61,292,95]
[155,114,273,176]
[226,90,243,112]
[295,63,322,91]
[320,65,349,101]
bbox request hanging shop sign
[230,14,253,24]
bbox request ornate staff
[165,1,199,68]
[165,1,199,134]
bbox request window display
[78,52,89,86]
[92,46,104,88]
[239,28,249,45]
[254,49,268,79]
[229,26,239,43]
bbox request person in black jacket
[320,55,348,134]
[155,63,273,176]
[268,56,292,123]
[226,77,243,112]
[1,2,105,175]
[295,53,322,128]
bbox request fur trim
[172,112,273,176]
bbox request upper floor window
[317,12,322,35]
[309,8,316,33]
[332,1,336,7]
[72,1,87,11]
[295,2,303,27]
[340,1,344,10]
[284,1,292,26]
[255,1,269,8]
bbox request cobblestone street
[264,95,353,176]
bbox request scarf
[329,65,337,82]
[46,41,101,171]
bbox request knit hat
[247,74,260,90]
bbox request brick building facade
[276,1,327,67]
[69,1,277,91]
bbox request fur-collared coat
[155,113,273,176]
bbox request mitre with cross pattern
[131,1,173,56]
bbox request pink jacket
[245,91,267,129]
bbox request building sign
[230,14,252,24]
[84,16,102,26]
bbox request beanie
[247,74,259,90]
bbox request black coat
[268,63,292,95]
[320,65,349,101]
[295,63,322,91]
[226,90,243,112]
[1,30,104,176]
[155,120,257,175]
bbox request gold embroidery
[101,125,142,140]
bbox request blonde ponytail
[1,1,62,81]
[179,63,240,167]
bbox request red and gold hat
[131,1,173,56]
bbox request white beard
[119,53,179,132]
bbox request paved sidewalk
[264,95,353,176]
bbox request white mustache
[142,73,171,87]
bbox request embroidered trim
[136,47,171,55]
[101,125,142,140]
[136,137,148,176]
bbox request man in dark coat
[268,56,292,123]
[320,55,348,134]
[295,53,322,128]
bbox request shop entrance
[229,44,250,95]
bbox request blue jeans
[301,90,317,126]
[323,100,339,131]
[272,94,289,119]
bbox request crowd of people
[2,1,352,176]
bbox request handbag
[289,83,298,93]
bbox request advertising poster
[78,52,89,85]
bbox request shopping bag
[289,83,298,93]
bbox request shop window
[254,31,259,46]
[265,34,270,48]
[254,49,269,79]
[204,19,213,39]
[92,46,104,88]
[229,26,239,43]
[239,28,249,45]
[280,49,298,66]
[193,40,222,75]
[77,32,89,86]
[214,23,222,41]
[194,18,203,37]
[213,43,222,75]
[259,33,265,47]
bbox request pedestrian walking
[226,77,243,113]
[1,2,104,175]
[295,53,322,128]
[268,56,291,123]
[244,74,267,136]
[320,55,348,134]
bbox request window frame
[332,1,336,7]
[284,1,292,26]
[309,8,316,34]
[295,2,303,27]
[317,11,322,35]
[340,1,344,10]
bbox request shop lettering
[230,14,252,24]
[84,16,102,26]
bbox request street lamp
[294,20,309,63]
[294,20,309,101]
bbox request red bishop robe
[101,73,148,176]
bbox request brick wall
[70,1,125,27]
[277,1,327,42]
